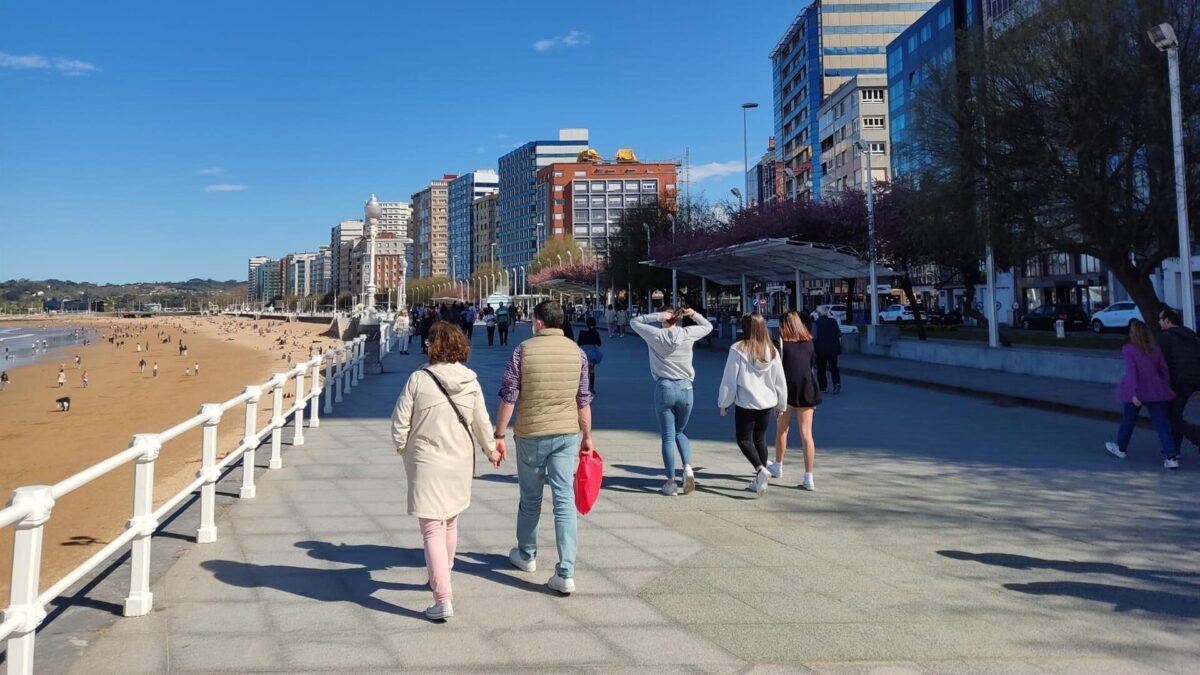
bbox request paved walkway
[42,325,1200,672]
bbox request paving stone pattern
[52,323,1200,672]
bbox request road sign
[757,298,767,307]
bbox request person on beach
[1156,307,1200,454]
[1106,319,1179,469]
[390,322,500,621]
[81,371,89,387]
[483,305,497,346]
[74,355,81,369]
[153,362,159,378]
[57,366,66,388]
[576,317,603,395]
[496,302,511,346]
[139,358,146,374]
[771,311,820,490]
[1,371,9,391]
[718,313,788,496]
[493,300,594,595]
[630,306,712,496]
[813,306,843,394]
[394,308,412,355]
[194,361,200,376]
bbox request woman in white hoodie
[391,322,501,621]
[717,312,788,495]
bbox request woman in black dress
[771,311,820,490]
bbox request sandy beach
[0,315,343,596]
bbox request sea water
[0,325,95,367]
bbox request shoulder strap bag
[421,368,481,475]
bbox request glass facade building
[447,170,498,279]
[497,129,589,270]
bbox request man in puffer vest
[493,300,594,595]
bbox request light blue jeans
[654,378,694,479]
[515,433,579,578]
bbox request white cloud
[195,167,225,175]
[532,30,591,52]
[204,184,246,192]
[0,51,98,76]
[682,160,743,183]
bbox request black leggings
[735,406,772,471]
[486,326,496,345]
[498,324,509,345]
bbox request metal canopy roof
[645,239,892,286]
[535,278,599,295]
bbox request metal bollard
[309,357,322,428]
[268,375,286,470]
[4,485,55,675]
[125,434,161,615]
[1055,319,1065,339]
[292,367,306,446]
[196,404,222,544]
[240,387,261,499]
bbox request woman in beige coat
[390,322,500,621]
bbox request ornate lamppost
[363,194,383,314]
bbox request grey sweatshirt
[630,312,713,381]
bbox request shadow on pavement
[1004,581,1200,618]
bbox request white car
[810,304,848,323]
[878,304,914,323]
[1091,302,1143,333]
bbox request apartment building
[497,129,590,269]
[247,256,270,302]
[448,170,499,279]
[330,219,364,295]
[472,192,499,273]
[411,176,455,278]
[817,73,892,195]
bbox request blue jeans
[1117,401,1178,458]
[515,434,579,578]
[654,378,694,478]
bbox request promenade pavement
[47,322,1200,673]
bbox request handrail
[1,336,373,675]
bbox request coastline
[0,315,342,596]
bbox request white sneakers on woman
[424,601,453,621]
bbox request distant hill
[0,278,246,311]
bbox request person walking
[630,307,712,496]
[390,322,501,621]
[576,316,603,395]
[718,313,787,495]
[813,306,843,394]
[74,355,81,369]
[194,361,200,376]
[419,307,436,355]
[82,371,89,387]
[1106,319,1179,469]
[462,303,477,341]
[56,366,66,388]
[483,306,497,346]
[496,302,511,346]
[152,362,159,378]
[1,371,9,391]
[394,308,412,355]
[1156,307,1200,454]
[615,307,629,337]
[771,311,820,490]
[138,358,146,374]
[604,304,617,338]
[493,300,594,595]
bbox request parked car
[810,304,848,323]
[1090,301,1143,333]
[878,304,914,323]
[1019,304,1089,331]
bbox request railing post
[268,374,286,470]
[344,342,355,393]
[196,404,222,544]
[292,366,306,446]
[3,486,54,675]
[124,433,161,616]
[357,336,366,380]
[240,387,261,499]
[333,349,344,404]
[323,352,335,413]
[350,338,360,388]
[309,357,322,428]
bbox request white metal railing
[0,335,370,675]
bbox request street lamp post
[741,102,759,189]
[1150,22,1196,329]
[667,213,678,306]
[854,141,880,337]
[642,222,653,313]
[363,194,382,312]
[731,187,743,209]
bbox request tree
[531,238,584,272]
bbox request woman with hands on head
[390,322,502,622]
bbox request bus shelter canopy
[645,238,892,285]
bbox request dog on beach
[56,396,71,412]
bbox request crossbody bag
[421,368,480,474]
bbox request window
[554,199,565,206]
[573,170,586,177]
[553,171,564,178]
[574,196,588,207]
[920,24,932,43]
[591,181,605,192]
[553,185,563,192]
[937,8,952,29]
[607,181,622,192]
[624,181,640,191]
[870,142,886,154]
[1047,253,1071,276]
[641,180,658,191]
[1080,254,1101,274]
[863,116,885,129]
[861,89,884,102]
[553,213,563,220]
[908,35,917,52]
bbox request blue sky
[0,1,803,283]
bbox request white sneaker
[661,480,678,496]
[801,473,815,491]
[753,468,769,496]
[547,574,575,595]
[766,461,782,478]
[682,467,696,495]
[424,601,454,621]
[1164,457,1180,470]
[509,547,536,572]
[1105,442,1127,459]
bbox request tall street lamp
[667,213,678,306]
[741,102,759,188]
[364,194,383,312]
[1150,22,1196,329]
[853,141,880,333]
[731,187,743,209]
[642,222,652,313]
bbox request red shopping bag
[574,450,603,515]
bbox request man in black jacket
[1157,307,1200,452]
[813,307,843,394]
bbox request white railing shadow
[0,335,371,675]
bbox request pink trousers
[419,516,458,603]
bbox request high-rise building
[448,170,499,279]
[498,129,590,270]
[312,245,333,296]
[535,156,678,258]
[330,219,364,296]
[746,137,784,206]
[379,201,412,282]
[817,74,892,196]
[472,192,499,274]
[411,176,455,278]
[350,233,407,305]
[253,259,283,306]
[771,0,935,200]
[281,251,321,297]
[247,256,270,302]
